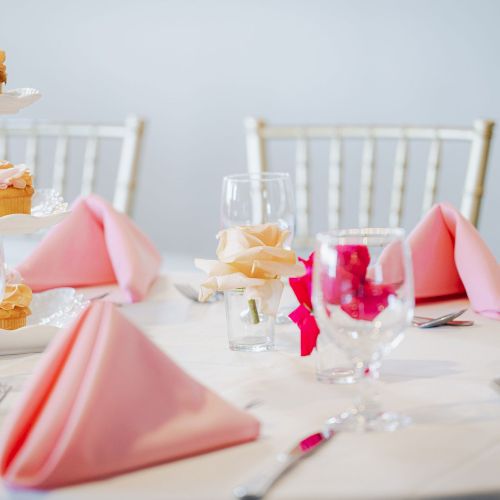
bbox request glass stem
[353,362,381,420]
[248,298,260,324]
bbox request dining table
[0,238,500,500]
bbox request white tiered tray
[0,288,89,355]
[0,189,70,235]
[0,88,41,114]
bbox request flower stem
[248,298,260,324]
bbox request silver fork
[89,292,124,307]
[413,314,474,327]
[412,309,468,328]
[174,283,223,303]
[0,383,12,404]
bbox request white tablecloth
[0,243,499,499]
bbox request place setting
[0,10,499,499]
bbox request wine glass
[312,228,414,432]
[221,172,295,244]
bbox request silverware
[413,314,474,327]
[89,292,123,307]
[90,292,111,301]
[412,309,468,328]
[243,399,264,410]
[233,429,334,500]
[0,383,12,404]
[174,283,223,303]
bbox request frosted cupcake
[0,284,32,330]
[0,162,35,216]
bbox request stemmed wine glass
[312,228,414,432]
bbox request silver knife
[233,429,335,500]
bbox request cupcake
[0,284,32,330]
[0,162,35,216]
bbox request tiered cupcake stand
[0,88,88,355]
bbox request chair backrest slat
[421,136,442,215]
[295,136,310,242]
[358,136,376,227]
[328,135,342,229]
[81,131,99,197]
[0,116,145,215]
[261,125,475,141]
[25,129,38,176]
[52,131,69,195]
[389,136,409,227]
[245,118,495,240]
[113,116,145,214]
[0,126,8,160]
[245,117,267,173]
[460,120,495,225]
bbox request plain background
[2,0,499,259]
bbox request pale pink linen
[409,203,500,319]
[17,194,162,302]
[0,302,260,489]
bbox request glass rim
[223,172,291,183]
[316,227,405,243]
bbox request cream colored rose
[195,223,305,315]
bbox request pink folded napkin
[0,302,259,489]
[409,203,500,319]
[17,194,161,303]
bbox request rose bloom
[196,223,305,315]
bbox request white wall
[3,0,500,258]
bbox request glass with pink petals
[312,228,414,432]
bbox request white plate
[0,88,41,114]
[0,288,89,355]
[0,189,70,235]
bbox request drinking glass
[224,289,274,351]
[312,228,414,432]
[221,173,295,243]
[221,172,295,324]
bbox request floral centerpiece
[289,246,395,356]
[196,223,305,321]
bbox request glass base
[326,410,411,432]
[316,367,355,384]
[229,336,274,352]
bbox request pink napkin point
[16,194,162,302]
[409,203,500,319]
[0,302,259,489]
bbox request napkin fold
[17,194,161,302]
[409,203,500,319]
[0,302,260,489]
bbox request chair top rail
[261,125,475,141]
[0,121,127,139]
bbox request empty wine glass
[312,228,414,432]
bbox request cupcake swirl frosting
[0,284,32,311]
[0,162,32,190]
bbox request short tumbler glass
[224,289,274,352]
